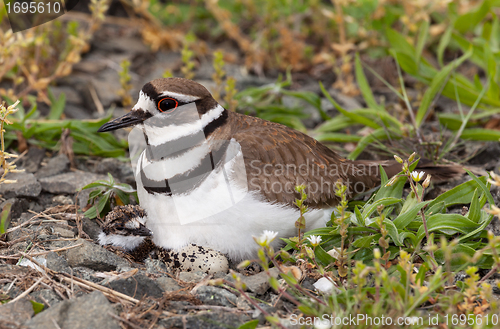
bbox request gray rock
[53,227,75,238]
[30,288,62,308]
[159,310,251,329]
[105,273,163,299]
[0,298,34,328]
[144,258,169,275]
[39,172,107,194]
[0,172,41,198]
[179,271,206,283]
[65,238,128,271]
[82,218,101,241]
[156,276,183,292]
[19,147,45,173]
[195,286,237,308]
[95,158,135,185]
[46,252,72,274]
[241,267,280,295]
[35,153,70,179]
[25,291,120,329]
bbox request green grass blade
[415,47,472,127]
[355,53,381,111]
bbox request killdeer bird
[98,205,155,262]
[98,205,229,273]
[98,78,461,260]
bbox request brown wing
[228,112,380,208]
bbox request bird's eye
[157,97,178,113]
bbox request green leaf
[424,201,445,217]
[348,128,395,160]
[375,169,405,201]
[237,319,259,329]
[23,103,39,122]
[353,234,381,248]
[319,82,380,129]
[80,180,112,191]
[314,133,361,143]
[361,197,401,220]
[315,245,335,265]
[467,171,494,206]
[354,205,364,227]
[84,193,110,219]
[428,176,487,209]
[384,219,402,246]
[315,115,355,132]
[437,25,453,67]
[393,201,431,230]
[415,47,472,127]
[459,128,500,141]
[415,20,429,68]
[281,89,330,120]
[355,53,381,111]
[0,203,12,234]
[30,300,44,314]
[386,28,415,58]
[47,88,66,120]
[454,0,491,33]
[467,189,481,223]
[417,214,480,242]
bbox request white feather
[136,139,333,260]
[140,142,211,180]
[159,91,200,103]
[98,231,146,250]
[133,91,156,114]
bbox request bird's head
[98,205,151,250]
[97,78,221,134]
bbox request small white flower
[307,235,322,247]
[254,230,278,246]
[411,170,425,182]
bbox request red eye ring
[157,97,178,113]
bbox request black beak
[134,224,153,237]
[97,110,152,132]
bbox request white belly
[136,150,332,261]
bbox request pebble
[35,154,70,179]
[52,195,74,205]
[38,172,108,194]
[0,172,42,198]
[65,238,129,271]
[24,291,121,329]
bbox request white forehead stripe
[133,90,156,114]
[159,91,200,103]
